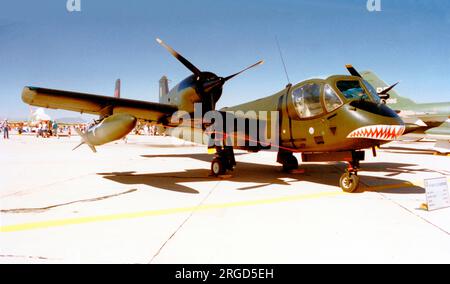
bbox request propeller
[377,82,399,100]
[345,64,363,78]
[156,38,263,110]
[345,64,398,100]
[156,38,201,75]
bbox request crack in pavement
[148,181,221,264]
[0,254,58,261]
[377,192,450,236]
[0,189,138,214]
[0,173,93,198]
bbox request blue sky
[1,0,450,119]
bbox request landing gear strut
[302,150,364,193]
[211,146,236,176]
[277,151,299,172]
[339,159,360,193]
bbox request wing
[22,86,178,122]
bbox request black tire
[211,158,225,176]
[282,155,299,172]
[339,173,360,193]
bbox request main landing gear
[277,150,299,172]
[211,146,236,176]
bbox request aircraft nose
[346,100,405,141]
[349,100,399,118]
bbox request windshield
[362,80,381,103]
[336,80,370,101]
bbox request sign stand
[424,177,450,211]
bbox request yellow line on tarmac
[0,191,345,233]
[2,177,448,233]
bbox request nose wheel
[339,160,360,193]
[339,172,360,193]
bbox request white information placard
[424,177,450,211]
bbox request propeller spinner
[156,38,263,110]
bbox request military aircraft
[346,65,450,153]
[21,39,405,192]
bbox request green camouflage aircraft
[347,66,450,153]
[22,39,406,192]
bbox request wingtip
[156,38,163,44]
[345,64,353,68]
[21,86,36,104]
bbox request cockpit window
[363,80,381,103]
[323,84,342,112]
[292,83,323,118]
[337,80,369,101]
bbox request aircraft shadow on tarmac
[97,153,427,195]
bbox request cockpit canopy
[291,76,381,119]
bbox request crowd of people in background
[1,119,163,140]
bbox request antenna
[275,36,291,88]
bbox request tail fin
[159,76,169,103]
[361,70,416,109]
[114,79,121,98]
[73,128,97,153]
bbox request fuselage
[222,75,405,152]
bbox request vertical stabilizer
[361,71,416,109]
[114,79,121,98]
[159,76,169,103]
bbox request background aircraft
[22,39,406,192]
[347,67,450,153]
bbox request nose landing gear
[302,150,364,193]
[339,160,360,193]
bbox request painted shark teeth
[347,125,405,141]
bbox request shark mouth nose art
[347,125,405,141]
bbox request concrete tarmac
[0,134,449,263]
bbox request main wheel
[339,173,360,193]
[211,158,226,176]
[282,155,299,172]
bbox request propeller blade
[345,64,362,78]
[156,38,202,75]
[378,82,399,95]
[224,60,264,82]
